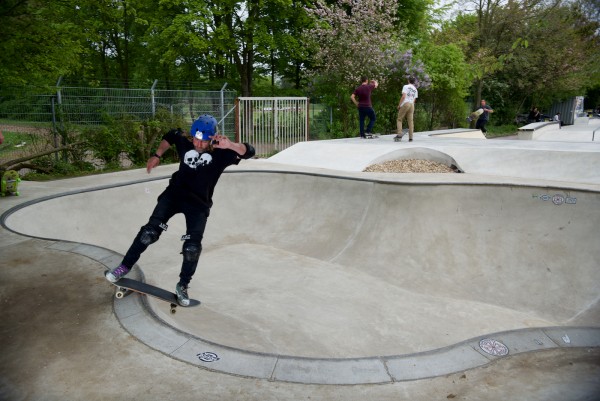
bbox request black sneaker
[175,283,190,306]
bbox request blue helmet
[190,114,218,140]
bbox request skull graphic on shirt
[184,149,212,169]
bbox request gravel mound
[363,159,457,173]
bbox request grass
[484,124,518,138]
[0,131,33,153]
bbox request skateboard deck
[110,276,200,314]
[467,108,484,122]
[394,128,409,141]
[1,170,21,196]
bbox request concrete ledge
[518,121,560,140]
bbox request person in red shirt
[351,76,379,138]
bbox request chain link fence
[0,81,332,168]
[0,82,237,164]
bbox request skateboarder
[474,99,494,134]
[105,114,255,306]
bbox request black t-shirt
[163,129,241,208]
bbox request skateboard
[361,133,380,139]
[109,276,200,314]
[1,170,20,196]
[466,108,484,122]
[393,128,409,142]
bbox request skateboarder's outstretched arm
[147,139,171,173]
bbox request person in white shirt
[395,77,418,142]
[553,112,561,127]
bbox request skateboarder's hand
[210,134,231,149]
[147,155,160,173]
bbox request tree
[454,0,561,108]
[140,0,213,86]
[202,0,283,96]
[304,0,431,135]
[496,2,597,113]
[258,0,314,93]
[0,0,82,86]
[417,42,470,129]
[435,0,599,124]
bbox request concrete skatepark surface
[1,120,600,399]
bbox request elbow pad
[241,143,255,159]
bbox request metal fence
[0,83,237,164]
[237,97,309,157]
[0,82,236,126]
[1,82,332,165]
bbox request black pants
[476,118,488,133]
[122,187,209,286]
[358,107,376,136]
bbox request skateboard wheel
[170,304,177,314]
[116,291,125,299]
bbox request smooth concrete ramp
[4,164,600,383]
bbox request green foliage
[484,124,519,138]
[0,131,29,154]
[83,109,185,167]
[416,42,470,129]
[0,1,82,86]
[85,116,139,165]
[23,157,95,180]
[325,120,353,139]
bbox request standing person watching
[395,77,419,142]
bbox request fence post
[304,97,310,141]
[274,98,279,149]
[234,98,240,142]
[151,79,158,117]
[56,76,63,105]
[51,96,59,162]
[220,83,228,134]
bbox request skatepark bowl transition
[1,122,600,398]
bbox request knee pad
[139,225,160,246]
[181,242,201,263]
